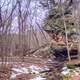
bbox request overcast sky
[0,0,76,33]
[0,0,49,33]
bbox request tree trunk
[61,1,71,62]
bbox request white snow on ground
[61,66,80,78]
[10,65,48,80]
[29,65,44,74]
[61,69,70,75]
[12,68,24,73]
[61,66,70,75]
[10,72,21,80]
[31,75,46,80]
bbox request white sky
[11,0,49,32]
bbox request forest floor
[0,56,53,80]
[0,57,80,80]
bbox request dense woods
[0,0,80,80]
[43,0,80,61]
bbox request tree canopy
[43,0,76,34]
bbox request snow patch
[31,76,46,80]
[10,65,49,80]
